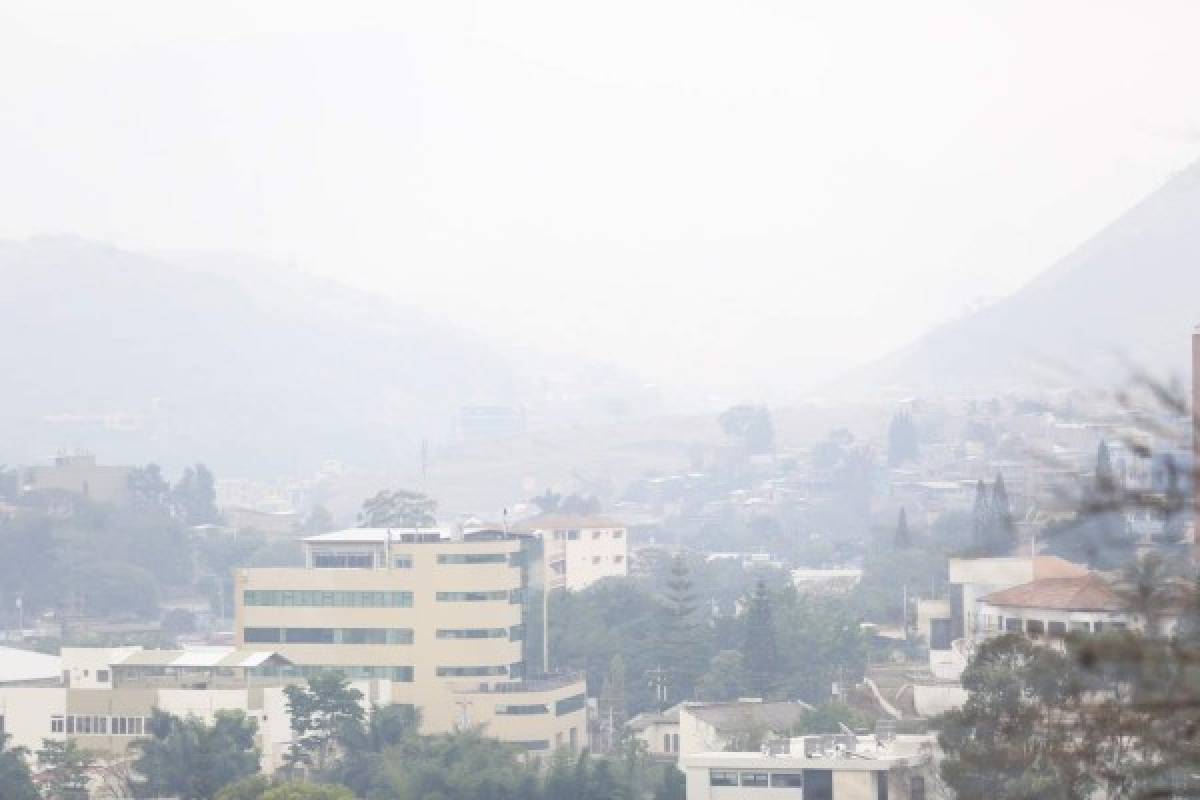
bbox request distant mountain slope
[850,159,1200,394]
[0,237,516,475]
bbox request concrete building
[976,573,1134,640]
[236,527,588,754]
[628,704,681,760]
[681,733,933,800]
[25,453,132,505]
[515,514,629,591]
[0,646,318,772]
[678,701,814,758]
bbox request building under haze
[25,453,132,506]
[235,527,588,753]
[514,514,629,591]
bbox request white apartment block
[515,514,629,591]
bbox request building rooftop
[981,573,1124,612]
[0,645,62,684]
[305,527,453,544]
[514,514,625,530]
[627,704,681,731]
[684,700,814,735]
[113,646,293,669]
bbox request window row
[248,665,414,682]
[51,715,151,736]
[436,628,509,640]
[709,770,807,788]
[243,627,413,645]
[436,665,509,677]
[312,551,377,569]
[495,703,548,715]
[511,739,551,751]
[551,529,624,541]
[436,590,521,603]
[982,614,1126,636]
[437,553,509,565]
[244,590,413,608]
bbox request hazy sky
[2,1,1199,397]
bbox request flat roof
[0,646,62,684]
[113,647,293,669]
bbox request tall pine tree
[895,507,912,549]
[971,479,991,552]
[659,555,706,705]
[989,473,1017,554]
[742,580,780,699]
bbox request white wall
[0,687,66,752]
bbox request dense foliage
[130,709,260,799]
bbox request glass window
[770,773,805,787]
[97,717,107,734]
[66,716,75,734]
[436,591,508,602]
[436,665,508,677]
[496,704,548,715]
[437,553,507,564]
[1026,619,1045,636]
[1004,617,1021,632]
[740,772,769,787]
[910,776,926,800]
[1070,621,1090,633]
[877,771,889,800]
[50,715,64,733]
[556,694,586,715]
[663,733,672,752]
[437,628,507,639]
[96,669,109,683]
[710,771,738,787]
[245,627,282,643]
[613,530,624,538]
[511,740,550,751]
[804,770,833,800]
[1048,621,1067,636]
[393,555,413,568]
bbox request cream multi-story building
[515,514,629,591]
[235,527,588,754]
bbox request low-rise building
[975,573,1133,640]
[628,705,681,760]
[681,733,934,800]
[678,700,813,758]
[0,646,315,772]
[25,453,132,506]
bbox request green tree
[127,463,171,510]
[283,671,365,773]
[718,405,775,455]
[696,650,749,701]
[332,704,421,796]
[172,463,219,524]
[214,774,273,800]
[357,489,436,528]
[1158,453,1187,544]
[895,506,912,549]
[37,738,96,800]
[261,784,355,800]
[598,654,629,750]
[791,702,871,735]
[742,580,780,698]
[937,635,1092,800]
[0,733,38,800]
[131,709,260,800]
[659,555,707,704]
